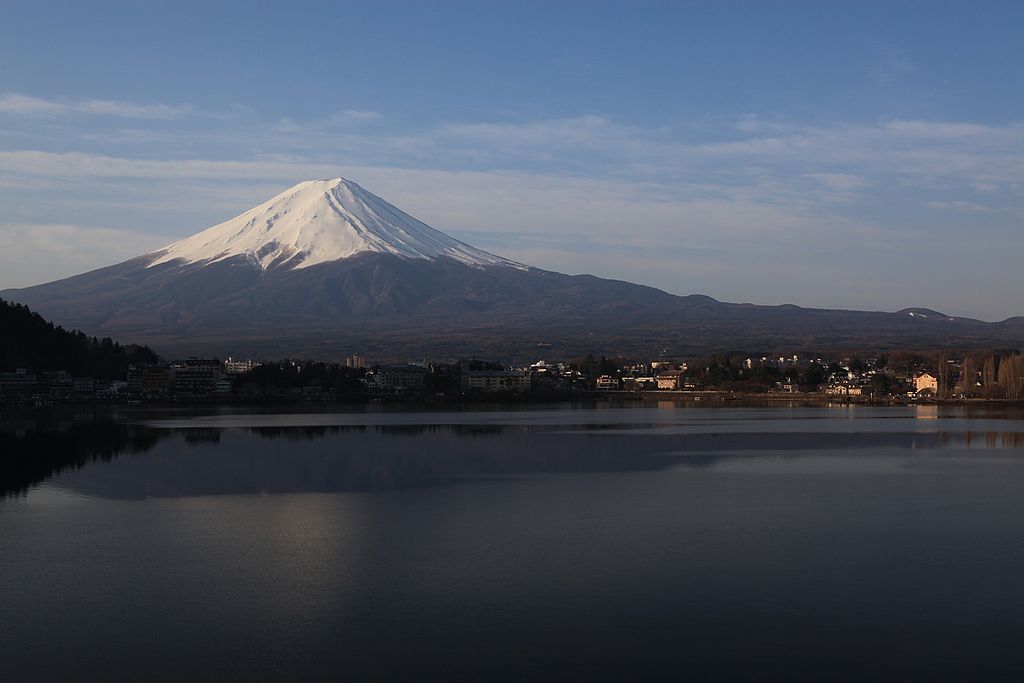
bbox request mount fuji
[3,178,1022,359]
[148,178,522,272]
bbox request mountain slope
[149,178,521,271]
[3,178,1022,360]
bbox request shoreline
[3,393,1024,417]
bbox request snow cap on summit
[148,177,521,271]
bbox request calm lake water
[2,403,1024,681]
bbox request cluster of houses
[397,357,939,399]
[0,369,118,404]
[0,356,260,405]
[823,370,937,397]
[595,360,691,392]
[820,363,940,398]
[592,355,944,399]
[364,364,533,395]
[0,350,958,405]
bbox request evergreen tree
[0,298,158,379]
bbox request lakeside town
[3,348,1023,407]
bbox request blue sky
[1,1,1022,319]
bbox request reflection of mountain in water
[46,424,697,500]
[5,415,1024,499]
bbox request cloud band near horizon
[1,94,1021,321]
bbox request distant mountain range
[4,178,1022,360]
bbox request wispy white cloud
[14,105,1010,208]
[922,200,994,213]
[0,150,320,180]
[327,109,381,123]
[867,46,917,85]
[439,115,616,145]
[3,112,1022,222]
[2,107,1023,317]
[275,108,381,134]
[697,119,1024,202]
[0,93,194,119]
[805,173,870,192]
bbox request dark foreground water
[2,404,1024,681]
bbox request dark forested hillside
[0,298,158,378]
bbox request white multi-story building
[224,357,257,375]
[914,372,939,394]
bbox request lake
[2,403,1024,681]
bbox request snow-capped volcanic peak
[148,178,522,271]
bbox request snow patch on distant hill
[902,307,956,322]
[148,178,524,271]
